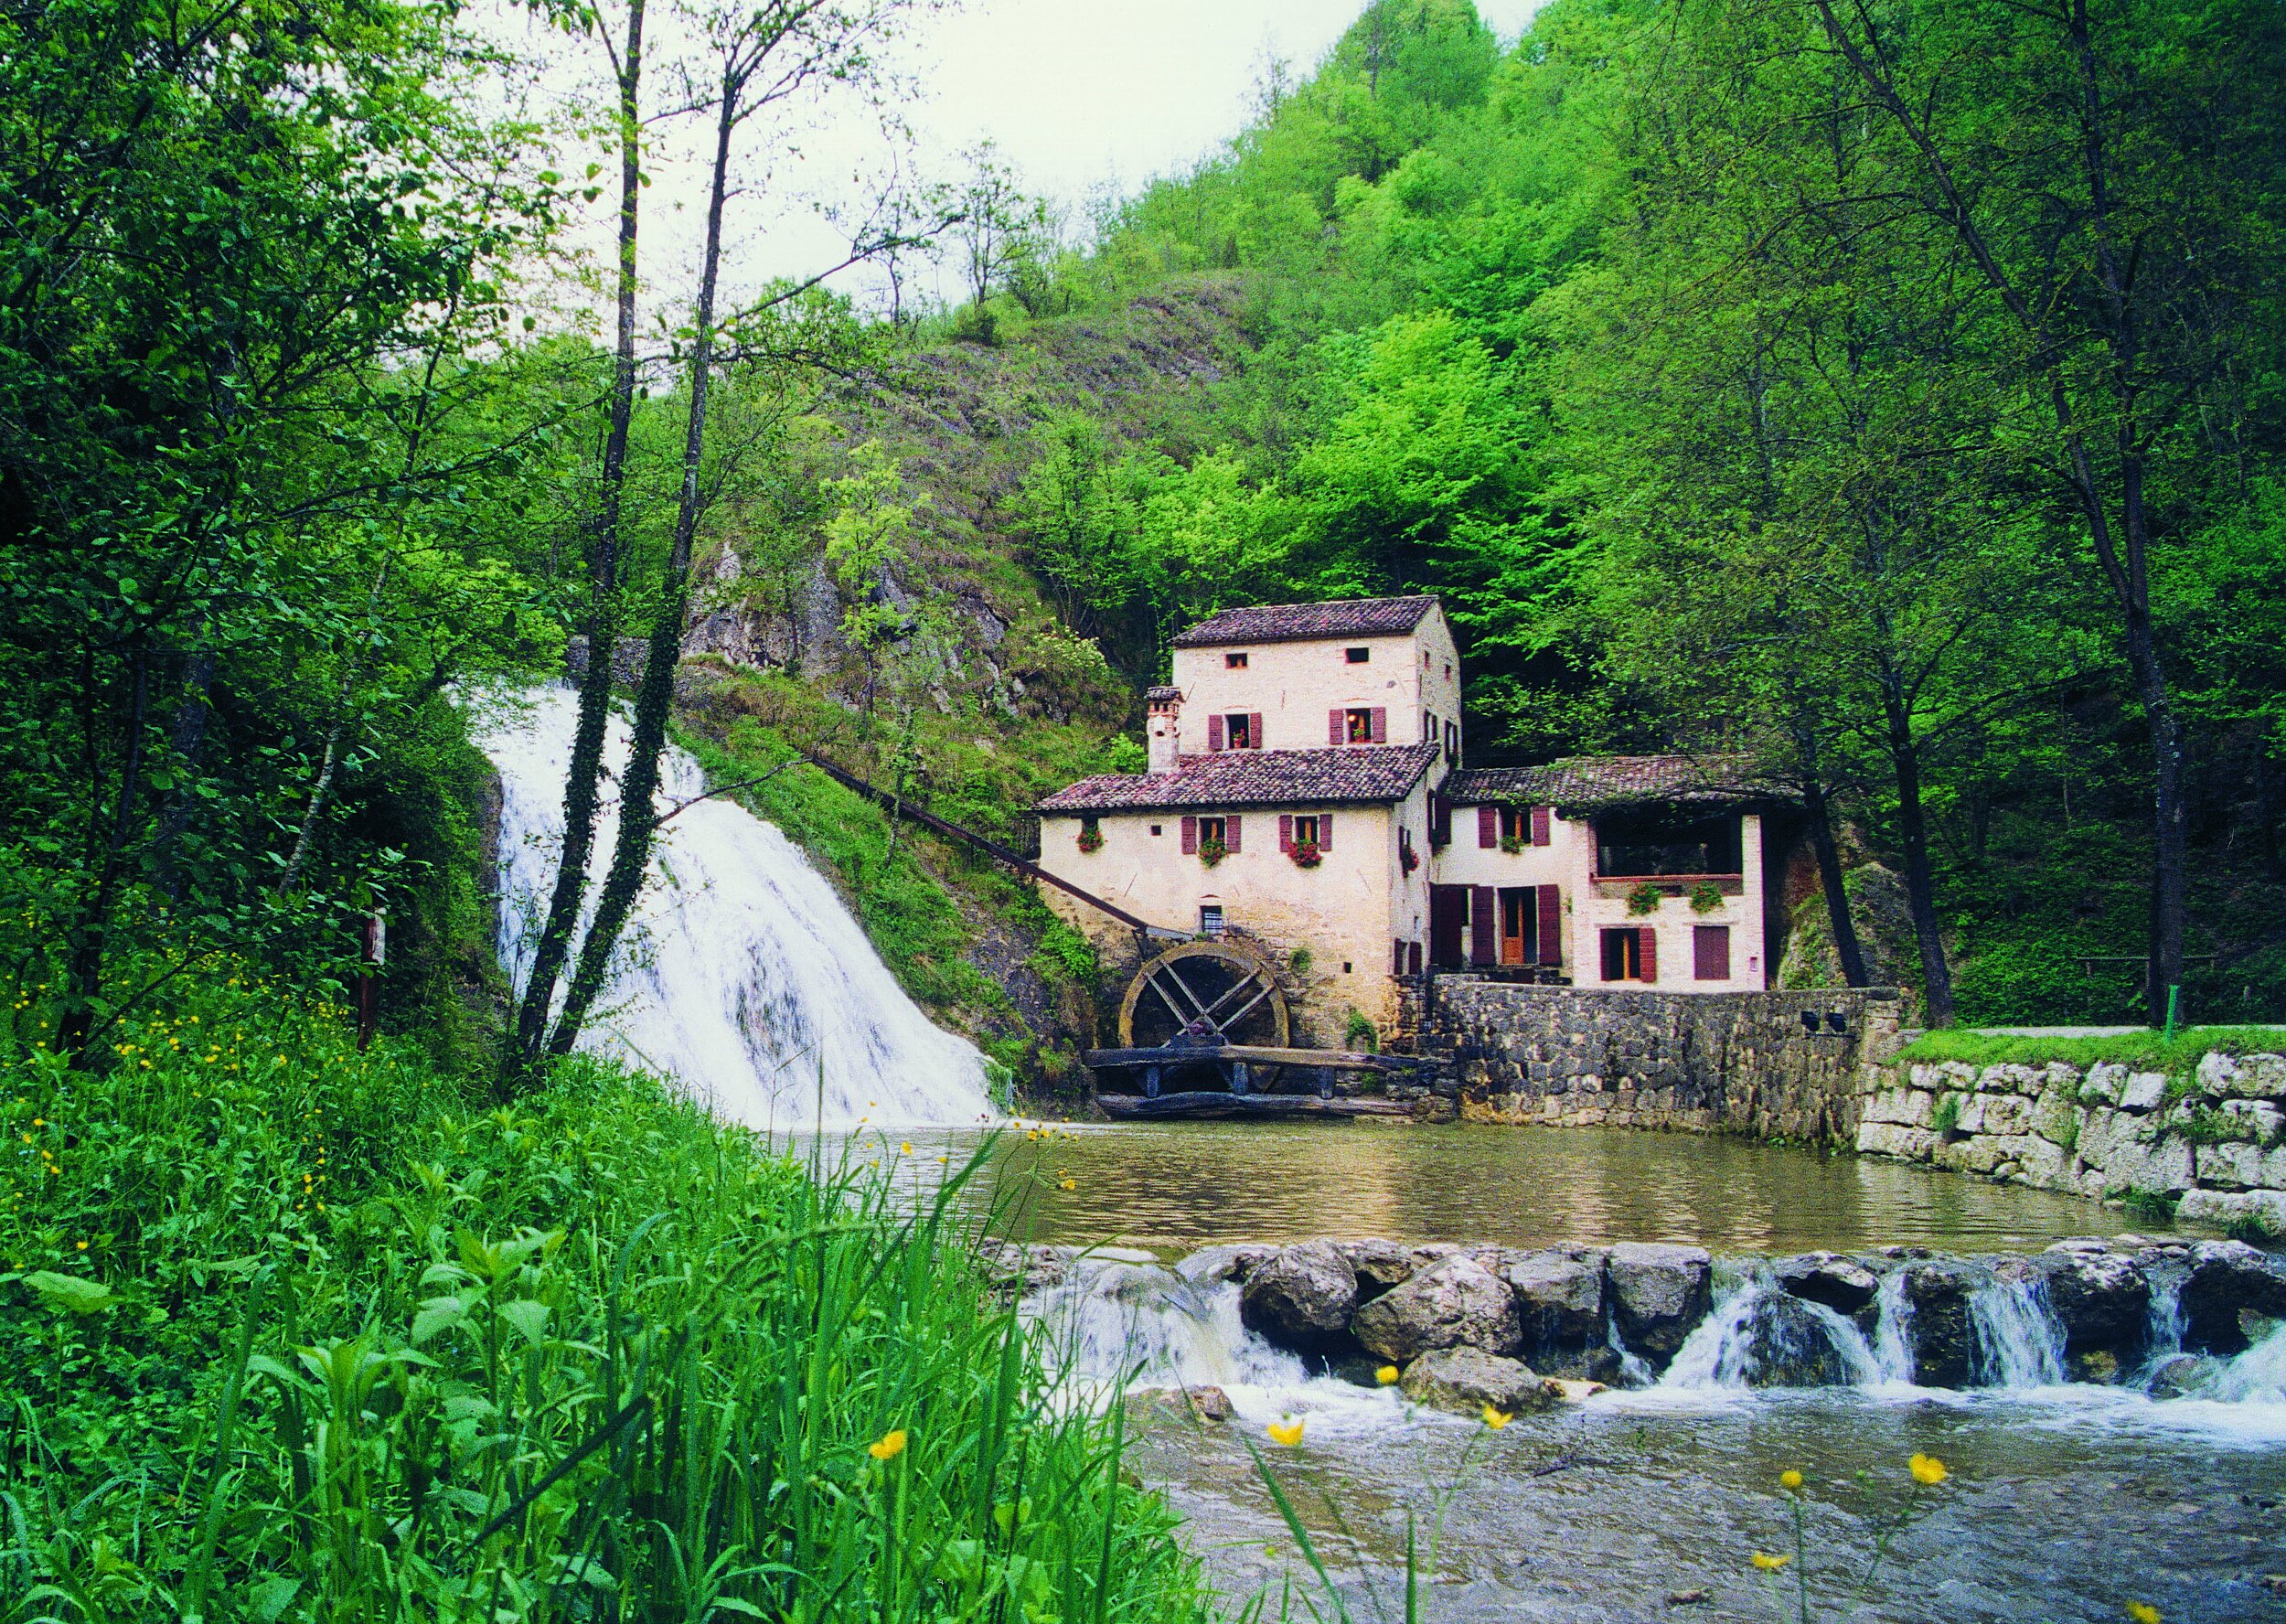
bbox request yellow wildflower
[1907,1453,1949,1486]
[1058,1177,1076,1191]
[1374,1365,1400,1385]
[868,1428,907,1461]
[1779,1469,1803,1490]
[1480,1405,1512,1430]
[2126,1606,2160,1624]
[1750,1553,1791,1572]
[1266,1419,1305,1448]
[899,1141,913,1156]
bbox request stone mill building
[1034,595,1803,1043]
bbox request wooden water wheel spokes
[1117,938,1290,1094]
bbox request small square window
[1149,823,1162,837]
[1345,646,1370,664]
[1225,651,1248,668]
[1294,815,1320,847]
[1200,904,1225,936]
[1341,961,1353,974]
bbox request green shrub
[1345,1008,1381,1053]
[2121,1186,2181,1221]
[1626,883,1662,917]
[1930,1092,1963,1138]
[1288,947,1314,978]
[2179,1106,2246,1145]
[1689,881,1725,914]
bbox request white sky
[497,0,1545,325]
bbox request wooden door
[1427,885,1469,969]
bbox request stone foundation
[1418,980,1905,1141]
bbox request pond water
[902,1118,2194,1255]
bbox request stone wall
[1859,1051,2286,1234]
[1419,980,1906,1141]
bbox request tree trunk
[500,0,646,1095]
[152,643,215,900]
[546,56,733,1057]
[60,646,151,1066]
[1881,684,1954,1026]
[1800,768,1869,988]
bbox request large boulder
[1398,1347,1563,1418]
[1336,1237,1417,1302]
[1773,1253,1882,1317]
[1174,1242,1277,1287]
[1351,1255,1522,1362]
[2034,1246,2150,1358]
[1506,1247,1607,1353]
[1899,1260,1980,1387]
[2179,1239,2286,1355]
[1238,1241,1358,1353]
[1742,1292,1866,1388]
[1607,1243,1714,1361]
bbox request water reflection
[861,1120,2186,1256]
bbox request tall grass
[0,966,1212,1621]
[1894,1024,2286,1074]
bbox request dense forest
[5,0,2284,1095]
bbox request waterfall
[1659,1266,1883,1391]
[1022,1255,1307,1395]
[1867,1270,1916,1384]
[1968,1274,2067,1387]
[474,685,995,1129]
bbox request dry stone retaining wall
[1418,981,1905,1141]
[1858,1051,2286,1234]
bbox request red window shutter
[1393,937,1406,976]
[1531,804,1551,847]
[1639,927,1658,984]
[1408,940,1423,976]
[1536,884,1562,965]
[1329,709,1344,745]
[1479,806,1498,849]
[1180,816,1197,854]
[1470,885,1497,967]
[1225,815,1242,854]
[1249,712,1264,750]
[1207,715,1224,753]
[1370,706,1387,743]
[1279,813,1293,853]
[1319,813,1332,852]
[1693,924,1730,981]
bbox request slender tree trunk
[546,59,734,1057]
[152,642,215,900]
[501,0,646,1094]
[60,646,151,1066]
[1799,765,1869,988]
[1879,682,1954,1026]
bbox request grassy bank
[0,967,1209,1622]
[1894,1025,2286,1074]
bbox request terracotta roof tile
[1444,754,1795,812]
[1039,745,1439,813]
[1170,595,1440,647]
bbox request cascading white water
[1968,1274,2067,1387]
[474,685,996,1129]
[1023,1255,1307,1394]
[1658,1266,1882,1391]
[1867,1269,1917,1384]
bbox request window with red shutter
[1319,814,1333,852]
[1639,927,1658,983]
[1693,924,1731,981]
[1225,815,1242,853]
[1249,712,1264,750]
[1470,885,1497,966]
[1478,806,1498,849]
[1370,707,1387,743]
[1536,885,1563,965]
[1531,804,1552,846]
[1279,813,1293,853]
[1329,709,1345,745]
[1180,816,1197,854]
[1206,715,1224,752]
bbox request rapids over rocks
[473,686,996,1129]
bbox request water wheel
[1116,938,1290,1095]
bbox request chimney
[1146,687,1183,775]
